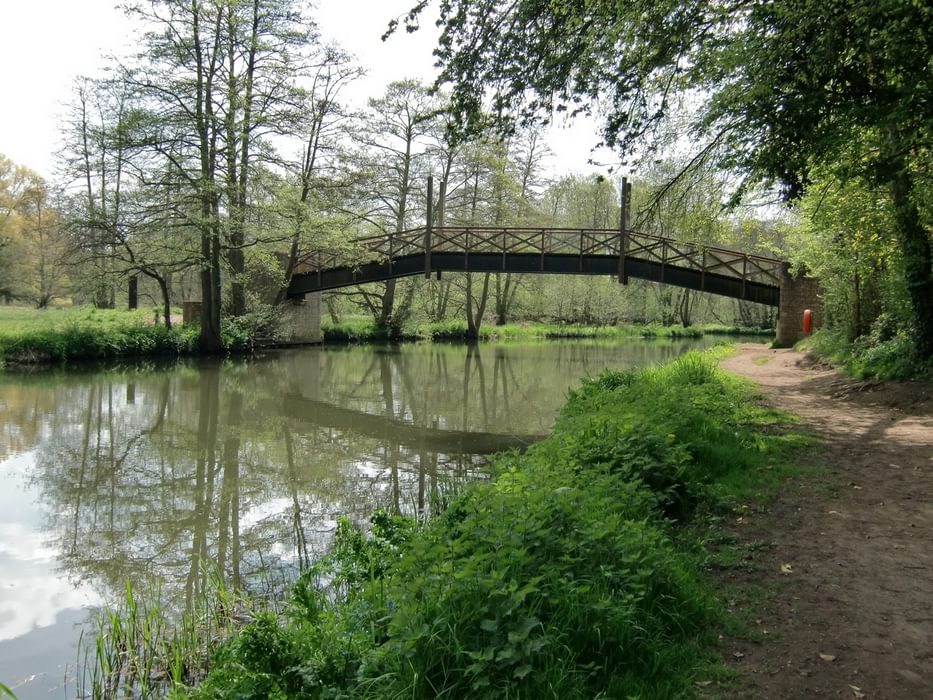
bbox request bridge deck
[287,227,784,306]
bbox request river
[0,337,760,698]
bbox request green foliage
[804,326,933,380]
[784,175,911,338]
[322,317,771,345]
[322,317,416,343]
[157,349,800,699]
[236,614,299,677]
[362,475,704,698]
[781,170,933,376]
[554,414,694,517]
[220,305,282,351]
[418,0,933,359]
[0,305,305,365]
[0,309,199,364]
[78,576,246,699]
[323,511,417,597]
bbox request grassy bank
[0,307,267,367]
[0,307,197,366]
[800,327,933,380]
[0,306,773,368]
[80,349,806,699]
[323,318,774,343]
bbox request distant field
[0,305,164,335]
[0,305,195,365]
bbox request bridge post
[775,264,822,346]
[277,292,322,345]
[618,177,631,284]
[424,175,433,279]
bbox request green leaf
[480,618,498,633]
[513,664,533,679]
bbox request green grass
[322,317,775,343]
[0,305,165,333]
[1,306,774,366]
[77,573,249,699]
[798,319,933,380]
[0,305,270,367]
[80,348,808,699]
[0,306,198,366]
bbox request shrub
[132,351,798,699]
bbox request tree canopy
[409,0,933,358]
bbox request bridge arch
[282,182,819,346]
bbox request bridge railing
[298,226,784,287]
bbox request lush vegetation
[782,174,933,379]
[0,304,771,367]
[415,0,933,368]
[0,306,272,366]
[322,317,772,343]
[80,350,808,698]
[2,0,931,372]
[800,329,933,381]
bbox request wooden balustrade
[288,226,784,305]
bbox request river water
[0,337,759,697]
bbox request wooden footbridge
[282,178,818,346]
[287,225,783,306]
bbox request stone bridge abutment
[775,265,822,346]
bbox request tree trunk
[379,279,397,328]
[157,275,172,329]
[128,275,138,310]
[678,289,692,327]
[852,273,862,341]
[889,165,933,359]
[224,0,259,318]
[324,294,341,324]
[495,274,508,325]
[466,272,491,339]
[193,1,223,354]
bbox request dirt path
[718,345,933,700]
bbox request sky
[0,0,611,181]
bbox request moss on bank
[79,349,805,699]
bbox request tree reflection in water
[9,339,712,624]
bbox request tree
[61,78,197,323]
[350,80,440,329]
[492,128,550,325]
[0,156,70,306]
[784,174,905,341]
[409,0,933,358]
[0,155,28,300]
[64,78,125,309]
[275,46,364,304]
[80,0,319,351]
[16,177,70,308]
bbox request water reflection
[0,338,754,698]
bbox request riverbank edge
[76,347,810,699]
[0,316,774,369]
[322,318,774,343]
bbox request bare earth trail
[718,345,933,699]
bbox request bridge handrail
[298,226,784,286]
